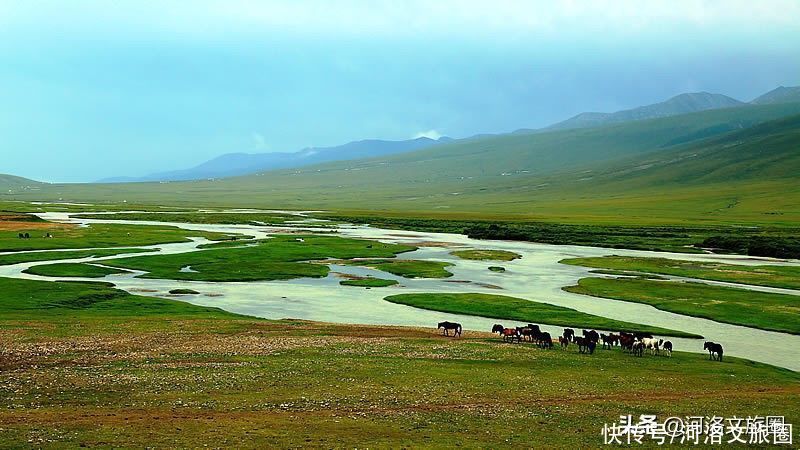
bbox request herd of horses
[438,321,725,361]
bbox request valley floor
[2,315,798,448]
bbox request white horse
[641,337,660,355]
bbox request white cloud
[413,129,442,140]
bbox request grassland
[72,211,299,225]
[384,293,700,338]
[339,277,399,287]
[0,247,156,265]
[564,277,800,335]
[169,288,200,294]
[101,235,415,282]
[23,262,130,278]
[0,222,237,252]
[562,255,800,290]
[341,259,454,278]
[1,276,797,447]
[450,249,521,261]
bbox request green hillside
[2,103,799,225]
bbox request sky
[1,0,799,182]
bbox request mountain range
[4,90,800,224]
[101,85,799,183]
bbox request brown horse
[559,335,570,349]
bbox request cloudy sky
[1,0,799,182]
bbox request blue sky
[1,0,799,182]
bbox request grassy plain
[0,276,797,447]
[564,277,800,335]
[102,235,415,282]
[339,277,399,287]
[0,247,155,265]
[0,222,236,252]
[562,255,800,290]
[72,211,299,225]
[384,293,700,338]
[23,262,129,278]
[341,259,454,278]
[450,249,521,261]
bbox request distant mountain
[101,136,450,182]
[544,92,745,131]
[0,174,42,191]
[750,86,800,105]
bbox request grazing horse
[536,331,553,349]
[600,333,616,350]
[631,341,645,357]
[619,333,635,352]
[704,341,723,361]
[574,336,596,354]
[562,328,575,342]
[642,337,661,355]
[558,335,570,349]
[516,326,537,342]
[660,340,673,357]
[437,321,462,337]
[501,328,521,343]
[526,324,542,336]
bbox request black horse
[582,329,599,343]
[704,341,723,361]
[491,324,504,334]
[563,328,575,342]
[634,331,654,340]
[574,336,596,354]
[536,331,553,349]
[438,321,462,337]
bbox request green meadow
[562,255,800,290]
[101,235,415,282]
[1,277,796,447]
[564,277,800,335]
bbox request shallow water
[3,211,798,371]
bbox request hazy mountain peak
[547,91,744,131]
[750,86,800,105]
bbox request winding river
[2,210,799,371]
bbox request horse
[619,333,635,352]
[516,326,537,342]
[704,341,723,361]
[600,333,615,350]
[562,328,575,342]
[582,329,599,343]
[526,324,542,336]
[437,321,462,337]
[536,331,553,349]
[642,337,661,355]
[608,333,620,347]
[502,328,521,343]
[631,341,645,357]
[634,332,654,340]
[660,340,673,357]
[558,335,570,349]
[574,336,595,354]
[491,324,504,334]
